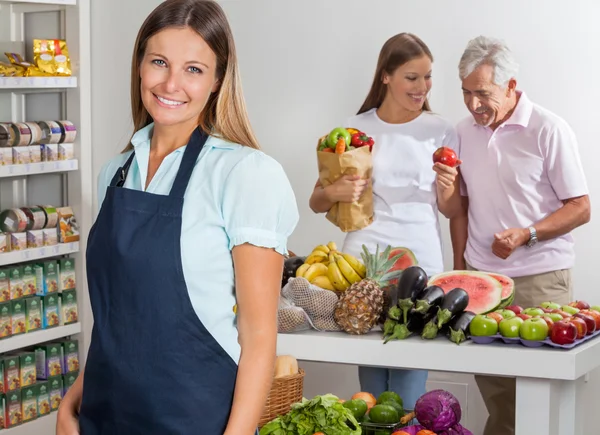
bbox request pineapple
[334,244,403,335]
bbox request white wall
[91,0,600,432]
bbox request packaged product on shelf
[35,343,62,380]
[39,205,58,230]
[21,207,46,232]
[5,388,21,428]
[61,339,79,372]
[41,293,59,328]
[21,385,37,422]
[42,143,58,161]
[0,270,9,302]
[16,352,36,388]
[42,228,58,246]
[9,122,32,147]
[25,296,42,332]
[60,289,78,324]
[36,381,50,416]
[9,267,24,300]
[0,122,13,147]
[32,39,72,76]
[4,52,38,78]
[2,355,19,392]
[57,120,77,143]
[59,258,76,290]
[24,122,42,145]
[10,232,26,251]
[10,299,25,335]
[38,121,62,145]
[0,208,28,233]
[58,142,74,160]
[22,264,37,297]
[62,370,78,395]
[57,207,79,243]
[0,302,11,338]
[0,60,20,77]
[35,260,58,295]
[47,375,63,411]
[0,233,9,253]
[27,230,44,248]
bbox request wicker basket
[258,368,305,428]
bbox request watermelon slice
[386,247,418,287]
[485,273,515,309]
[427,271,503,314]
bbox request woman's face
[139,27,220,128]
[383,55,432,112]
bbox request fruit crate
[359,410,417,435]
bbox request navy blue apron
[79,128,240,434]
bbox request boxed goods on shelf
[0,120,77,166]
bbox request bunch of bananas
[295,242,366,292]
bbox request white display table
[277,330,600,435]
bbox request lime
[381,399,404,417]
[376,391,403,407]
[368,404,399,424]
[342,398,368,420]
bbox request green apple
[545,313,564,322]
[327,127,352,149]
[497,309,516,319]
[522,307,545,317]
[591,305,600,313]
[541,302,561,310]
[499,316,524,338]
[520,317,550,341]
[469,314,499,337]
[561,305,580,315]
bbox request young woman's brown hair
[123,0,259,152]
[357,32,433,115]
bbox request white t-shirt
[457,91,589,278]
[341,108,459,277]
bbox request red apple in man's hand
[432,146,458,167]
[550,320,577,345]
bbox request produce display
[260,382,471,435]
[469,299,600,349]
[318,127,374,154]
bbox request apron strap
[109,152,136,187]
[169,127,208,198]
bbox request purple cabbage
[414,389,462,432]
[438,424,473,435]
[395,425,424,435]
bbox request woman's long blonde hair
[357,33,433,115]
[122,0,259,152]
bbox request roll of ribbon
[38,205,58,229]
[57,120,77,144]
[11,122,32,146]
[0,208,29,233]
[25,122,43,145]
[38,121,62,144]
[0,123,13,147]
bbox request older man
[451,36,591,435]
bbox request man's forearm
[533,195,591,242]
[449,196,469,269]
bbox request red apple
[550,320,578,345]
[574,313,596,335]
[540,308,553,314]
[540,316,555,331]
[432,146,458,167]
[567,317,587,339]
[579,310,600,330]
[516,313,532,321]
[551,309,572,319]
[569,300,590,310]
[505,305,523,315]
[487,312,504,324]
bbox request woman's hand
[433,161,461,191]
[326,175,369,203]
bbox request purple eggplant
[396,266,428,324]
[414,285,445,314]
[384,309,433,343]
[436,288,469,329]
[447,311,476,345]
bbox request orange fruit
[351,392,376,409]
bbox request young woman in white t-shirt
[309,33,462,410]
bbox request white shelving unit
[0,0,91,433]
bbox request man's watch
[526,226,538,247]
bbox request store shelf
[0,323,80,353]
[4,411,57,434]
[0,159,78,178]
[0,242,79,266]
[1,0,75,4]
[0,76,77,89]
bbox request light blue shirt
[97,123,299,363]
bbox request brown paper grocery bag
[316,143,374,232]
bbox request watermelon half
[427,271,503,314]
[485,273,515,309]
[386,247,418,287]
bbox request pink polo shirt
[456,91,588,278]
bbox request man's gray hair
[458,36,519,87]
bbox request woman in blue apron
[56,1,299,434]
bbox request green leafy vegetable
[259,394,360,435]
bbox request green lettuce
[259,394,361,435]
